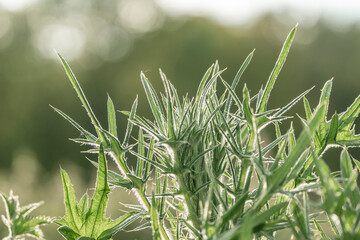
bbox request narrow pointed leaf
[303,97,312,121]
[141,72,166,134]
[107,95,117,137]
[224,50,254,116]
[273,87,313,118]
[258,25,297,113]
[340,149,353,179]
[51,106,97,141]
[123,97,138,146]
[57,53,104,140]
[339,94,360,131]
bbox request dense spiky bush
[2,25,360,240]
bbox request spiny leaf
[0,191,51,240]
[303,97,312,121]
[224,50,254,116]
[257,24,297,113]
[160,69,176,139]
[107,95,117,137]
[51,106,97,141]
[57,53,105,142]
[317,79,333,138]
[221,78,243,114]
[243,84,253,125]
[141,72,166,134]
[57,145,139,239]
[339,94,360,131]
[256,104,325,208]
[273,87,313,118]
[88,159,133,190]
[56,169,82,232]
[251,202,289,228]
[305,79,360,151]
[123,96,138,146]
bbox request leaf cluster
[52,24,360,240]
[0,191,51,240]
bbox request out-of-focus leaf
[0,191,51,240]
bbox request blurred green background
[1,0,360,239]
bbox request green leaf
[340,149,353,179]
[327,214,340,237]
[224,50,254,116]
[77,194,89,217]
[57,53,105,142]
[221,78,243,114]
[51,106,97,142]
[107,95,117,137]
[257,25,297,113]
[326,113,338,144]
[336,94,360,146]
[352,157,360,172]
[160,69,175,139]
[136,128,145,178]
[129,150,168,172]
[0,191,51,240]
[243,84,253,124]
[316,159,342,213]
[252,202,289,228]
[57,145,140,239]
[314,219,329,240]
[58,226,81,240]
[141,72,166,134]
[56,168,82,232]
[256,104,325,208]
[215,192,248,231]
[98,128,124,157]
[273,87,313,118]
[195,69,226,122]
[339,94,360,131]
[317,79,333,139]
[77,237,95,240]
[88,159,133,190]
[123,96,138,146]
[303,97,312,121]
[97,212,143,240]
[305,79,360,151]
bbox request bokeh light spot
[118,0,162,33]
[35,24,85,60]
[0,0,37,12]
[96,26,132,62]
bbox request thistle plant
[50,24,360,240]
[0,191,51,240]
[1,24,356,239]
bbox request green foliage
[0,191,51,240]
[1,24,359,239]
[55,145,141,240]
[316,149,360,239]
[51,24,360,240]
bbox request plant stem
[172,150,201,233]
[239,129,256,194]
[111,152,171,240]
